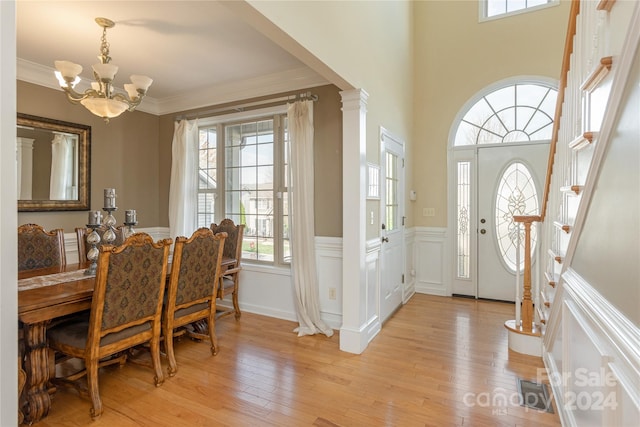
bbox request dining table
[18,257,236,425]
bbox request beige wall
[244,0,414,236]
[17,81,160,232]
[158,84,344,236]
[17,82,343,237]
[412,0,570,227]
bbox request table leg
[22,321,51,424]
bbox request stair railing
[513,0,580,333]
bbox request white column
[1,1,18,426]
[16,137,34,200]
[340,88,369,353]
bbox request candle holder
[84,223,101,276]
[123,221,138,239]
[102,207,118,245]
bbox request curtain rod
[175,91,318,121]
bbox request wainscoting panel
[413,227,449,296]
[544,268,640,427]
[316,236,344,329]
[403,228,416,302]
[365,238,382,343]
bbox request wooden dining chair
[18,223,66,271]
[163,228,226,376]
[75,226,126,264]
[47,233,172,419]
[210,219,244,319]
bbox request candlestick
[104,188,116,209]
[102,207,117,245]
[88,210,102,225]
[125,209,136,224]
[84,224,101,276]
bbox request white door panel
[380,130,404,322]
[477,143,548,301]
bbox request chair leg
[232,287,241,319]
[208,311,219,356]
[150,336,164,386]
[86,358,103,420]
[231,280,242,320]
[165,327,177,377]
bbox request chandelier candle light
[54,17,152,122]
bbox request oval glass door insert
[495,162,539,272]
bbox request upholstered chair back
[18,223,66,271]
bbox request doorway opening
[448,77,558,300]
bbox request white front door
[477,142,548,301]
[380,129,405,323]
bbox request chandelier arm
[60,86,101,104]
[112,93,145,111]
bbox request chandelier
[54,17,152,123]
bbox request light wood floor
[38,294,561,426]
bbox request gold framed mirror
[17,113,91,211]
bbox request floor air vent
[516,378,554,413]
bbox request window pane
[197,127,217,222]
[225,118,277,264]
[495,162,539,272]
[282,191,290,263]
[197,192,215,229]
[485,0,556,18]
[457,162,471,279]
[385,151,398,231]
[257,142,274,165]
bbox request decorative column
[340,88,370,354]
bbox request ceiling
[16,1,328,115]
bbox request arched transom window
[454,83,557,146]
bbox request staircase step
[553,221,571,233]
[581,56,613,92]
[568,131,595,150]
[536,305,547,325]
[544,271,558,288]
[596,0,617,12]
[548,249,563,264]
[561,185,582,195]
[541,290,551,307]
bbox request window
[454,83,557,146]
[456,161,471,279]
[481,0,559,21]
[197,107,290,266]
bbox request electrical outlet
[329,287,337,300]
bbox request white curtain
[49,133,72,200]
[287,100,333,337]
[169,119,199,239]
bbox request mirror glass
[17,113,91,211]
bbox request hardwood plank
[37,294,560,426]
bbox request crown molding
[152,67,328,115]
[17,58,328,117]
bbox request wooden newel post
[513,215,539,333]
